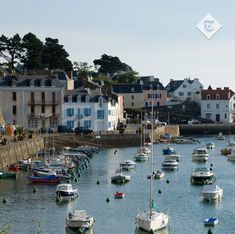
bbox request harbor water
[0,135,235,234]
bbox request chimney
[216,88,221,90]
[224,87,229,90]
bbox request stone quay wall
[0,136,44,171]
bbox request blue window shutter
[67,108,70,116]
[72,108,74,116]
[84,109,86,115]
[72,121,74,128]
[66,121,70,128]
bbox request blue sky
[2,0,235,88]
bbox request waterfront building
[62,87,122,132]
[201,86,235,123]
[0,75,63,131]
[112,83,143,109]
[165,77,203,103]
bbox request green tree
[21,32,44,69]
[73,61,96,78]
[93,54,132,78]
[0,34,23,69]
[42,37,72,70]
[115,70,139,83]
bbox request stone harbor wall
[0,136,44,171]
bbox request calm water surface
[0,136,235,234]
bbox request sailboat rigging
[135,97,169,232]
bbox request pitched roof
[142,81,166,91]
[112,83,142,93]
[165,80,184,93]
[201,87,234,100]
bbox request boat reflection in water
[66,226,94,234]
[135,226,170,234]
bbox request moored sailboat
[135,100,169,232]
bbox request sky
[1,0,235,88]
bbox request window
[216,94,220,100]
[131,95,134,100]
[108,110,111,115]
[31,92,34,103]
[206,94,210,100]
[183,85,186,88]
[188,92,192,96]
[28,119,37,129]
[31,105,35,115]
[148,94,154,98]
[52,92,56,103]
[67,108,74,116]
[216,104,219,109]
[145,102,148,107]
[131,102,134,107]
[41,105,45,114]
[67,120,74,128]
[179,92,184,96]
[225,113,227,119]
[206,113,211,119]
[13,106,16,115]
[155,94,159,98]
[12,92,16,101]
[52,106,56,115]
[84,108,91,116]
[157,102,160,106]
[84,120,91,128]
[41,92,45,104]
[207,104,210,109]
[108,121,111,128]
[159,94,161,99]
[97,110,104,119]
[68,95,72,102]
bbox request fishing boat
[0,171,16,179]
[111,171,131,184]
[192,147,209,162]
[204,217,219,226]
[27,174,60,183]
[120,160,136,170]
[135,101,169,232]
[56,184,79,200]
[114,191,125,199]
[66,210,95,232]
[190,167,216,185]
[201,184,223,201]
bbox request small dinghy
[204,217,218,226]
[114,191,125,199]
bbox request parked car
[74,127,93,135]
[57,125,73,133]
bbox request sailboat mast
[149,97,154,215]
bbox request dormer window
[51,80,56,87]
[77,95,81,102]
[68,95,72,102]
[30,80,34,87]
[85,95,89,103]
[215,94,220,100]
[206,94,211,100]
[40,79,45,87]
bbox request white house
[165,78,203,103]
[62,89,122,131]
[201,86,235,123]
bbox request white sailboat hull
[135,210,169,232]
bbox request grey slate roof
[142,81,166,91]
[165,80,184,93]
[112,84,142,93]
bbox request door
[216,114,220,122]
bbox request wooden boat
[27,174,60,183]
[114,191,125,199]
[0,171,16,179]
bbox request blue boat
[162,147,176,155]
[27,174,60,184]
[204,217,219,226]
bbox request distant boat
[227,147,235,161]
[162,147,176,155]
[190,167,216,185]
[27,174,60,184]
[201,184,223,201]
[56,184,79,200]
[120,160,136,170]
[147,170,165,180]
[192,147,209,162]
[111,172,130,184]
[204,217,218,226]
[66,210,95,232]
[217,132,225,140]
[114,191,125,199]
[206,142,215,150]
[0,171,16,179]
[161,159,178,171]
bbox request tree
[42,37,72,70]
[21,33,44,69]
[93,54,132,78]
[73,61,95,79]
[115,71,139,83]
[0,34,23,69]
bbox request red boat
[8,164,20,172]
[114,191,125,199]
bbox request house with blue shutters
[62,88,122,132]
